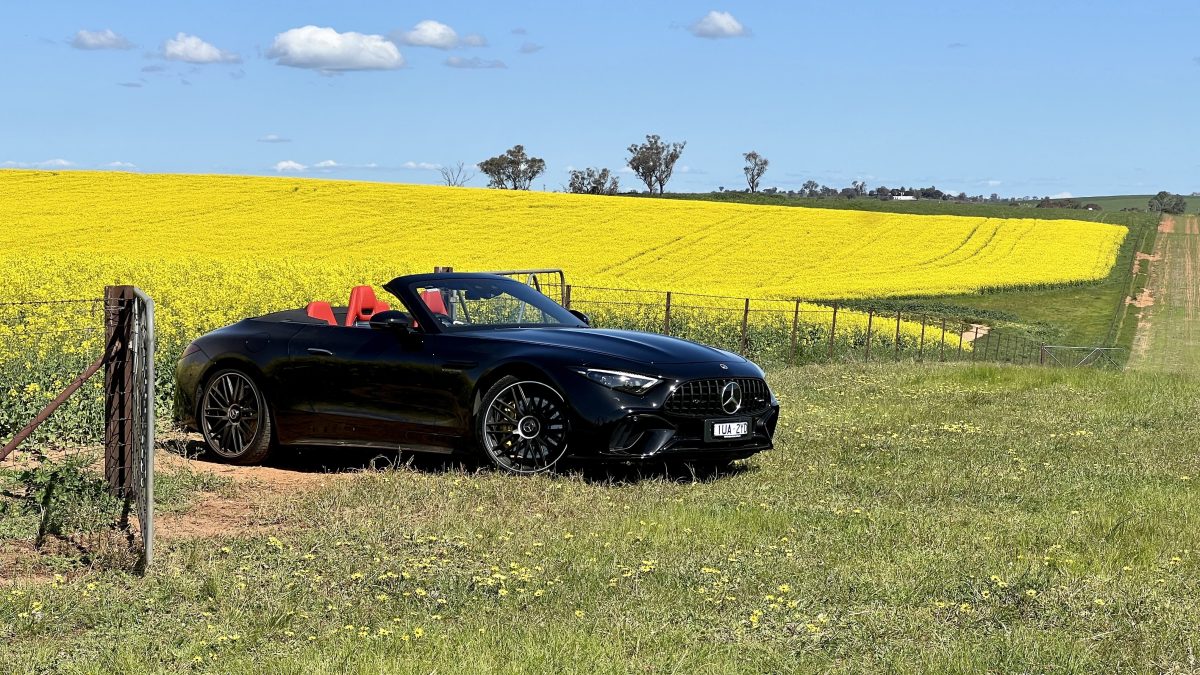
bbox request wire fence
[0,289,154,572]
[535,281,1071,367]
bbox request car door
[280,324,461,450]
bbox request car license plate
[707,418,750,441]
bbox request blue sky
[3,1,1199,197]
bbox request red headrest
[346,285,390,326]
[306,301,337,326]
[421,288,449,316]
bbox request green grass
[2,363,1198,673]
[1073,195,1200,215]
[1127,221,1200,375]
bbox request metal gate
[1038,345,1126,368]
[0,285,155,571]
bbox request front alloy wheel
[478,376,569,474]
[199,369,273,464]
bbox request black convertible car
[175,273,779,473]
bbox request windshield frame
[389,275,586,333]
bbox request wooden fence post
[828,303,839,361]
[739,298,751,355]
[104,285,134,495]
[563,284,572,310]
[789,300,800,366]
[864,309,873,362]
[663,291,672,336]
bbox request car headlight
[578,368,661,395]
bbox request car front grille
[664,378,771,417]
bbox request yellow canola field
[0,170,1126,302]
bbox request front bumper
[555,365,780,462]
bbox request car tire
[198,368,274,465]
[476,375,569,474]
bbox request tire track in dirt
[1129,214,1200,373]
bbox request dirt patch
[962,323,990,343]
[1127,288,1155,308]
[1159,215,1176,234]
[1133,251,1160,276]
[154,446,345,541]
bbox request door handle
[306,347,334,356]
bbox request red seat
[305,301,337,326]
[345,285,390,326]
[421,288,449,316]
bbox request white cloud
[461,33,488,47]
[268,26,404,73]
[1050,191,1074,199]
[313,159,340,168]
[518,42,543,54]
[273,160,307,172]
[398,20,459,49]
[163,33,240,64]
[445,56,506,69]
[71,29,132,50]
[689,11,748,39]
[104,161,136,169]
[258,133,290,143]
[1,158,76,169]
[984,179,1002,187]
[402,161,441,171]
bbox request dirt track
[153,437,402,539]
[1129,214,1200,374]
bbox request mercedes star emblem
[720,381,743,414]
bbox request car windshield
[408,278,584,330]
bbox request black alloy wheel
[478,376,569,474]
[199,369,273,464]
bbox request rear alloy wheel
[199,369,273,465]
[478,376,569,474]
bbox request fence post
[864,309,874,362]
[1039,345,1048,366]
[828,303,839,361]
[918,315,927,361]
[739,298,750,355]
[972,326,980,361]
[789,300,800,366]
[663,291,672,336]
[894,310,902,362]
[957,322,965,359]
[104,285,135,496]
[563,284,572,310]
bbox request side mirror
[369,310,415,332]
[569,309,591,326]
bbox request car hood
[474,327,745,365]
